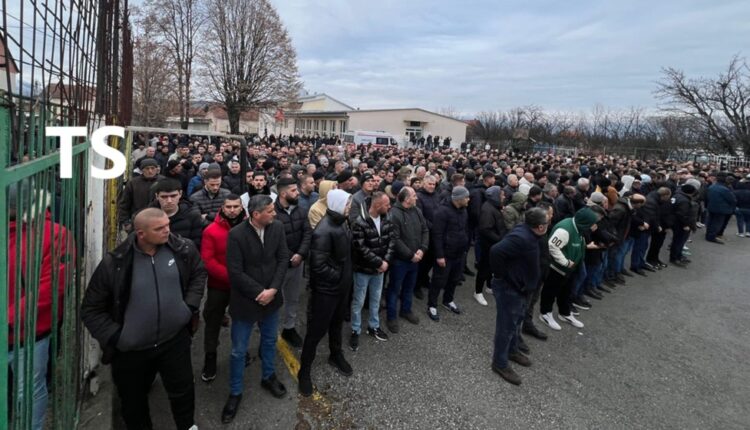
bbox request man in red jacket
[200,194,245,382]
[8,185,74,430]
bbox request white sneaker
[559,314,584,328]
[484,286,493,295]
[473,293,488,306]
[737,232,746,237]
[696,222,705,228]
[539,313,561,331]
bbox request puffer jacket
[351,210,395,274]
[672,191,697,230]
[189,187,231,223]
[735,181,750,209]
[309,210,353,295]
[274,199,312,260]
[707,183,737,215]
[431,200,470,259]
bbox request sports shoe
[349,331,359,351]
[572,299,591,310]
[484,286,494,295]
[201,353,217,382]
[367,327,389,341]
[570,307,580,316]
[427,307,440,321]
[736,232,746,237]
[696,222,705,228]
[492,365,522,385]
[442,301,461,315]
[473,293,488,306]
[559,314,584,328]
[539,313,561,331]
[386,319,400,334]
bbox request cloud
[272,0,749,115]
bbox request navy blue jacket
[707,183,737,215]
[489,224,541,293]
[416,188,441,228]
[431,201,470,259]
[734,182,750,209]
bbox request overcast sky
[269,0,749,115]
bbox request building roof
[45,82,97,100]
[297,93,354,110]
[283,110,350,118]
[347,108,467,126]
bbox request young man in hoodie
[539,207,600,331]
[299,190,354,397]
[199,195,245,382]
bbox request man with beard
[274,178,312,348]
[199,195,246,382]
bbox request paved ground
[81,225,750,429]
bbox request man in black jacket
[475,186,505,306]
[117,158,162,231]
[189,169,231,223]
[274,177,312,348]
[349,192,395,350]
[428,186,471,321]
[298,190,354,397]
[222,195,289,423]
[81,208,206,430]
[151,179,205,249]
[387,187,430,333]
[669,184,697,266]
[415,174,440,299]
[489,207,548,385]
[645,187,673,268]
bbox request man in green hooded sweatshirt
[538,207,601,331]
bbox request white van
[342,130,401,147]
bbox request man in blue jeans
[222,195,290,424]
[489,207,548,385]
[350,192,395,350]
[387,187,429,333]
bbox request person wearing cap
[298,190,355,397]
[489,207,549,385]
[117,158,163,231]
[539,207,601,331]
[273,177,312,348]
[670,184,698,266]
[350,171,377,222]
[705,173,737,244]
[387,186,430,332]
[337,169,357,193]
[187,162,211,197]
[427,186,471,321]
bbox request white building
[277,93,467,147]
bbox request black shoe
[442,302,461,315]
[598,285,613,294]
[492,365,522,385]
[261,374,287,399]
[367,327,389,341]
[386,319,400,334]
[522,323,548,341]
[201,353,217,382]
[670,259,687,268]
[221,394,242,424]
[400,311,420,325]
[656,260,668,268]
[414,288,425,300]
[643,263,657,272]
[509,351,532,367]
[621,269,634,277]
[584,289,603,300]
[463,266,476,276]
[573,298,592,309]
[603,279,618,288]
[328,353,353,377]
[282,328,303,348]
[297,369,313,397]
[633,268,647,276]
[614,274,627,284]
[570,307,580,316]
[517,337,530,354]
[245,351,252,368]
[349,331,359,351]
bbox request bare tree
[200,0,301,134]
[469,111,507,147]
[656,56,750,156]
[437,105,462,120]
[143,0,203,129]
[131,9,176,127]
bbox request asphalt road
[84,225,750,429]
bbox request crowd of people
[78,132,750,430]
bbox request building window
[340,120,347,133]
[409,121,421,127]
[306,119,312,130]
[313,120,319,131]
[330,120,336,133]
[322,120,327,131]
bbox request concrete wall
[347,109,466,147]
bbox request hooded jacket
[548,208,598,275]
[502,192,527,230]
[309,197,353,295]
[308,180,336,229]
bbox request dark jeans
[300,291,347,373]
[428,255,464,308]
[111,329,194,430]
[540,269,573,317]
[523,284,542,326]
[646,230,667,263]
[387,259,419,320]
[706,212,728,241]
[416,247,434,291]
[202,288,230,355]
[670,227,691,261]
[630,233,650,271]
[737,208,750,234]
[491,280,527,369]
